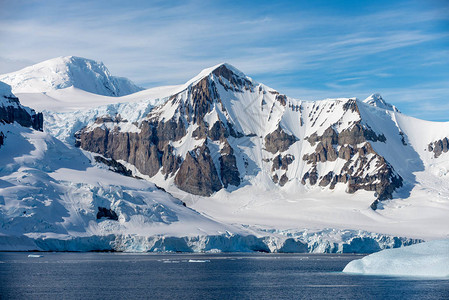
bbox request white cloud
[0,0,447,120]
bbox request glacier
[343,239,449,277]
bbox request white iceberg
[343,239,449,277]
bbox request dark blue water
[1,252,448,299]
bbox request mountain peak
[363,93,399,112]
[0,56,143,97]
[182,63,251,89]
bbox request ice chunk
[343,240,449,277]
[188,259,210,263]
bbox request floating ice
[343,239,449,277]
[188,259,210,263]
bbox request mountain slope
[47,63,449,240]
[2,62,448,251]
[0,84,258,251]
[73,63,408,201]
[0,56,143,96]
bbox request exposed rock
[156,118,186,148]
[271,154,294,171]
[96,207,118,221]
[342,99,359,113]
[0,95,43,131]
[319,172,334,187]
[174,144,222,196]
[190,77,218,124]
[306,127,338,147]
[264,125,298,154]
[161,144,181,177]
[94,156,133,177]
[276,94,287,106]
[428,138,449,158]
[213,64,252,92]
[338,145,354,160]
[219,141,240,188]
[279,174,289,186]
[338,123,386,145]
[303,142,338,164]
[192,120,232,141]
[76,115,188,178]
[302,123,400,199]
[302,167,318,185]
[399,132,407,146]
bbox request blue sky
[0,0,448,121]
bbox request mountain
[64,63,449,239]
[0,56,143,97]
[0,81,256,251]
[1,62,448,252]
[72,63,419,201]
[0,86,418,253]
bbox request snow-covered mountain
[0,81,255,251]
[39,62,448,242]
[1,61,448,252]
[0,56,143,97]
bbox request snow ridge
[363,93,399,112]
[0,56,143,96]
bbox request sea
[1,252,448,299]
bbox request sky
[0,0,448,121]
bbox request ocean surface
[1,252,448,299]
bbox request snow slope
[343,239,449,277]
[0,56,143,97]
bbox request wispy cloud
[0,0,447,120]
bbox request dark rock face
[96,207,118,221]
[94,156,133,177]
[192,120,239,141]
[212,64,253,92]
[0,95,43,131]
[161,144,181,177]
[219,141,240,188]
[279,174,289,186]
[276,94,287,106]
[189,77,218,124]
[302,122,401,200]
[264,125,298,154]
[174,144,222,196]
[271,154,294,171]
[428,138,449,158]
[306,123,386,147]
[76,116,185,178]
[271,154,294,186]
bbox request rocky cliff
[0,81,43,147]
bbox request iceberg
[343,239,449,277]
